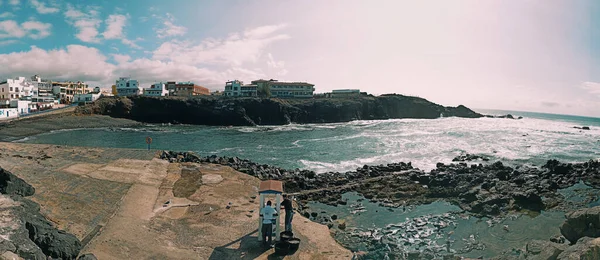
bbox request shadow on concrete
[208,229,272,260]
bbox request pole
[258,194,265,241]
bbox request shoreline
[0,110,142,142]
[2,142,600,258]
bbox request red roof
[259,180,283,194]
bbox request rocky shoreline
[76,95,485,126]
[160,151,600,216]
[160,151,600,259]
[0,168,88,260]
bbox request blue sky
[1,0,599,117]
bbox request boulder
[0,168,35,196]
[525,240,566,260]
[557,237,600,259]
[560,206,600,244]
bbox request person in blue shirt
[260,200,278,247]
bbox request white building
[9,100,35,114]
[224,80,257,97]
[116,77,142,96]
[0,108,18,120]
[143,83,169,97]
[0,77,37,100]
[73,92,102,103]
[30,75,55,102]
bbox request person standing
[281,194,294,232]
[260,200,277,247]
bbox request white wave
[12,137,30,143]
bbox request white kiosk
[257,180,283,242]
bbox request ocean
[18,109,600,258]
[20,109,600,173]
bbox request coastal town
[0,75,363,120]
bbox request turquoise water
[17,109,600,257]
[20,109,600,173]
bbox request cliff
[76,94,483,126]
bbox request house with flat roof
[251,79,315,98]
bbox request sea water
[21,109,600,172]
[19,109,600,257]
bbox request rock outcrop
[560,206,600,244]
[159,151,600,218]
[0,168,35,196]
[557,237,600,259]
[0,168,82,259]
[525,240,567,260]
[76,95,483,126]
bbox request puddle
[306,184,600,259]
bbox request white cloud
[0,20,51,39]
[121,38,141,49]
[0,20,25,38]
[64,5,101,43]
[0,39,18,46]
[8,0,18,5]
[581,82,600,97]
[30,0,59,14]
[266,52,288,76]
[21,21,51,39]
[102,14,126,39]
[0,24,290,89]
[112,54,130,64]
[101,14,141,49]
[0,45,115,82]
[0,12,14,18]
[153,24,290,66]
[156,13,187,38]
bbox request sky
[0,0,599,117]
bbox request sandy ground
[0,143,352,259]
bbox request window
[9,87,13,91]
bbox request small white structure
[143,83,169,97]
[116,77,142,96]
[9,100,32,115]
[0,108,18,120]
[73,93,102,103]
[258,180,283,242]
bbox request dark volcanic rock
[159,151,600,219]
[77,253,98,260]
[560,206,600,244]
[76,95,483,126]
[0,168,35,196]
[452,154,490,162]
[0,167,82,259]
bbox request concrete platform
[0,143,352,259]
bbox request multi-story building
[143,83,169,97]
[115,77,142,96]
[168,82,209,96]
[30,75,55,102]
[251,79,315,98]
[52,81,89,103]
[0,77,37,100]
[223,80,257,97]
